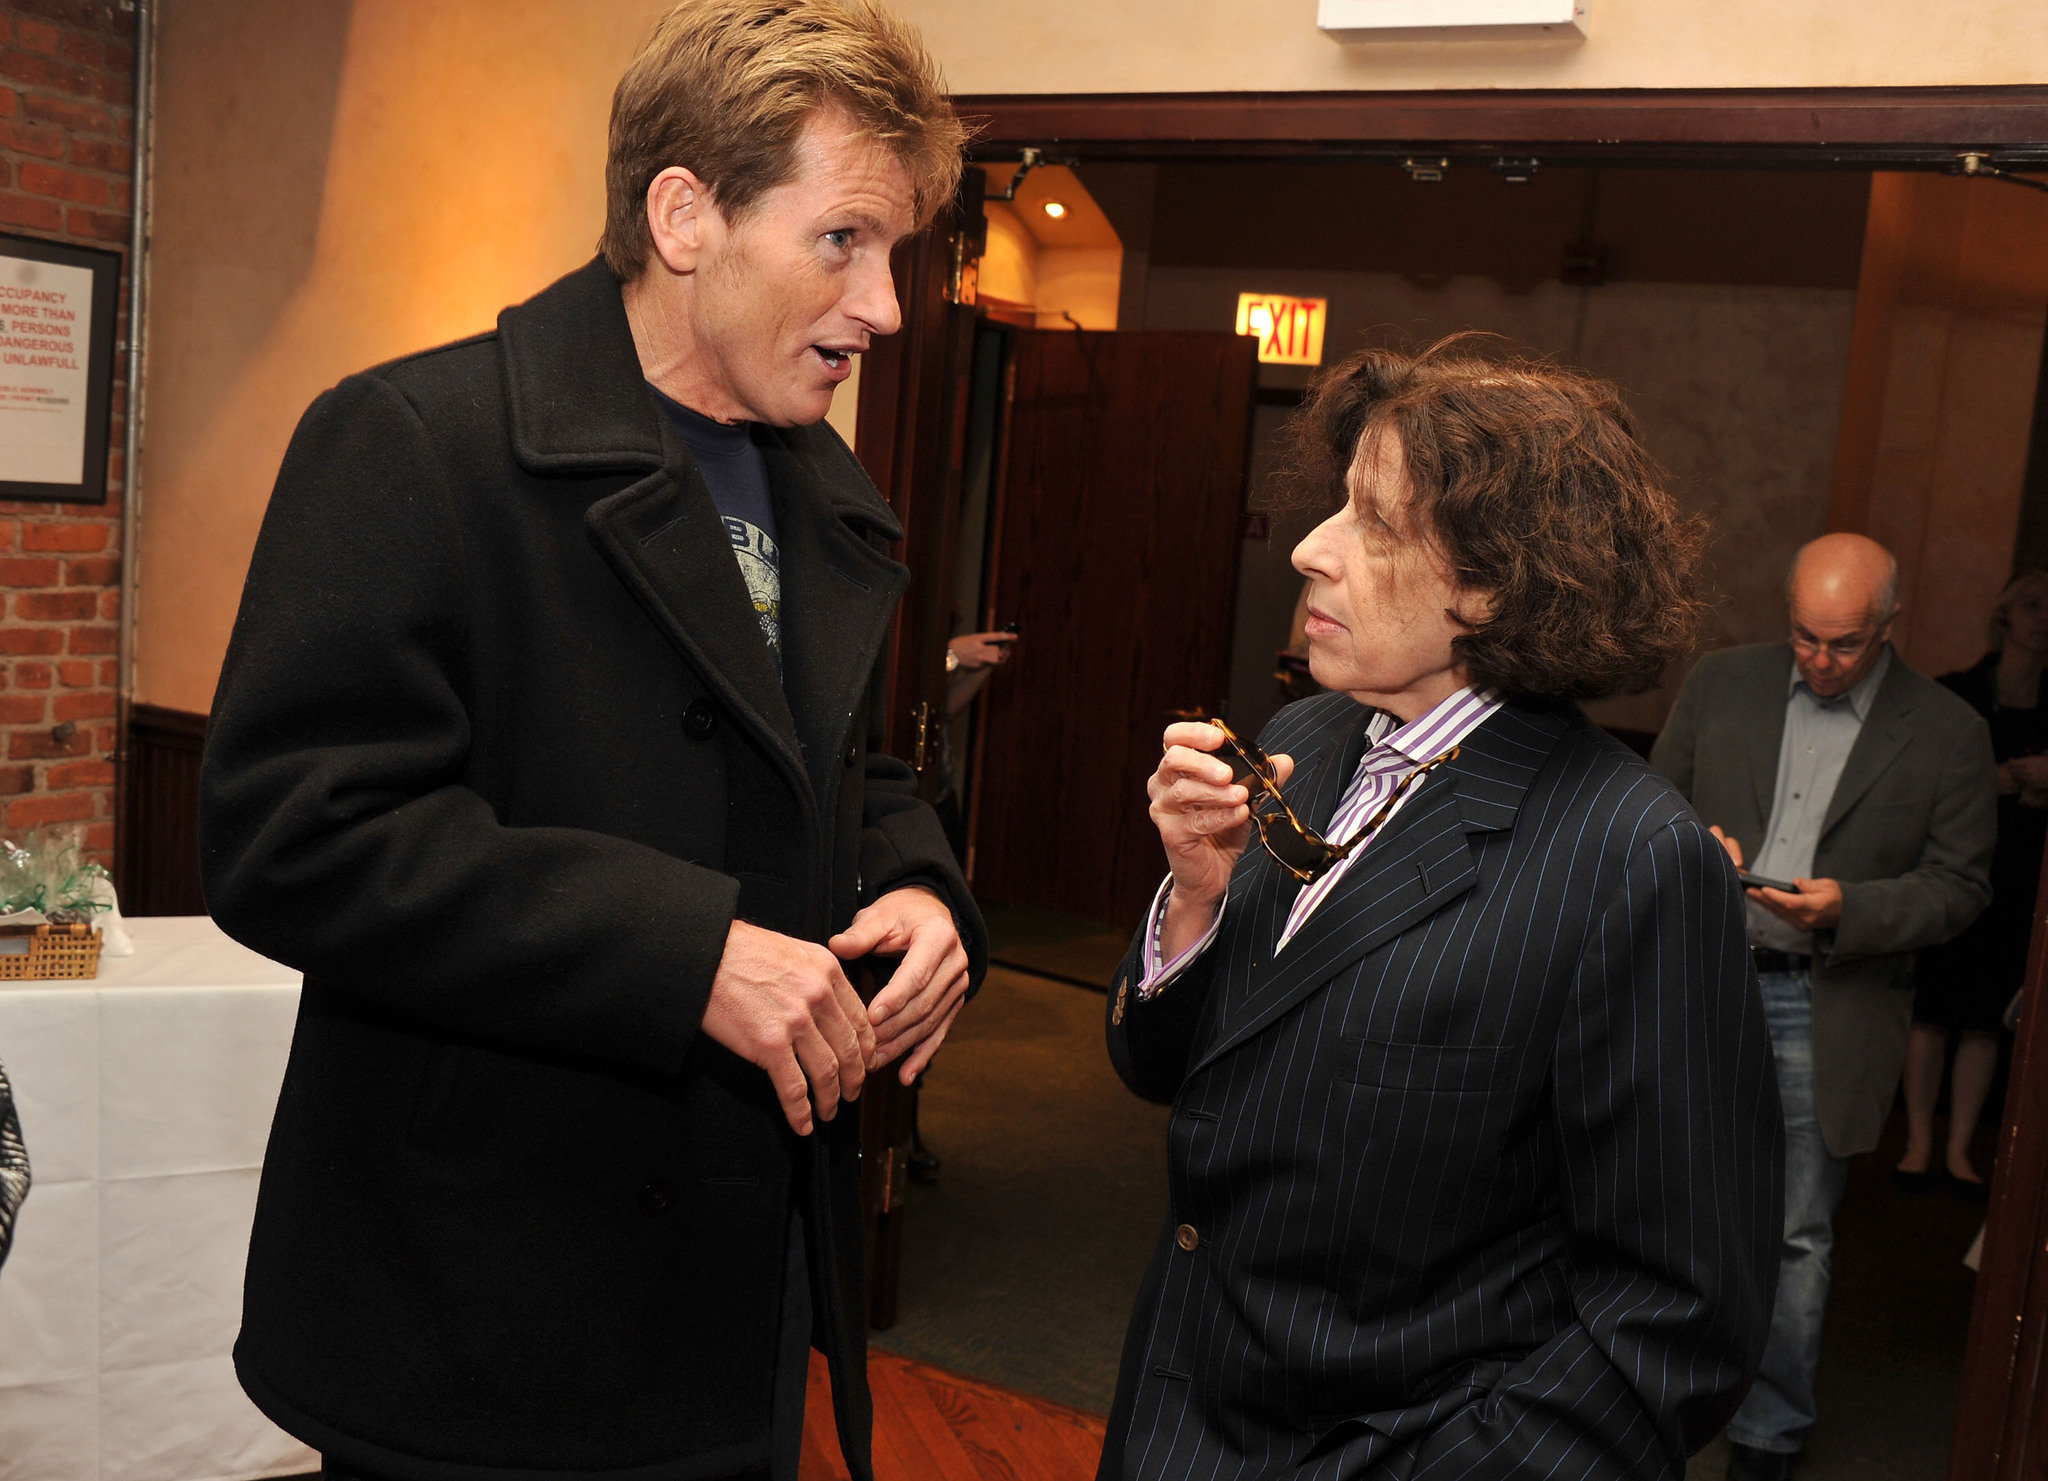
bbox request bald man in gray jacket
[1653,533,1996,1480]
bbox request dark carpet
[871,966,1168,1413]
[978,901,1130,992]
[883,961,1986,1475]
[1685,1110,1990,1480]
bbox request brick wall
[0,0,134,863]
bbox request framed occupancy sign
[0,232,122,504]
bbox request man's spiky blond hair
[601,0,966,277]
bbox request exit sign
[1235,293,1327,367]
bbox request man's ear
[644,166,714,276]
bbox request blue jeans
[1727,970,1850,1455]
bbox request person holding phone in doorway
[1652,533,1998,1481]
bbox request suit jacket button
[1175,1223,1200,1252]
[843,741,859,767]
[682,700,718,740]
[639,1179,675,1216]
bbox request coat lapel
[496,257,666,475]
[496,257,908,802]
[1822,651,1919,836]
[1187,703,1557,1079]
[584,434,805,772]
[763,427,909,801]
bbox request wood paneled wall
[1828,172,2048,677]
[116,703,206,917]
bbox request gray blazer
[1652,642,1997,1156]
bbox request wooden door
[854,236,978,784]
[968,329,1258,930]
[850,211,979,1331]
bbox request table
[0,916,316,1481]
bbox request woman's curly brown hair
[1277,336,1708,701]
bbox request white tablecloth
[0,916,317,1481]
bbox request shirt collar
[1366,685,1504,763]
[1789,643,1892,721]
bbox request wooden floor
[801,1349,1107,1481]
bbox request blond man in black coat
[200,6,979,1479]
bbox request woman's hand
[1148,722,1292,957]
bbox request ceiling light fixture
[1042,200,1068,219]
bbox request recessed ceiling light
[1042,200,1068,219]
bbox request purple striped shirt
[1140,685,1502,996]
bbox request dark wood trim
[115,702,207,918]
[957,86,2048,167]
[856,217,979,771]
[2011,323,2048,579]
[859,1064,916,1329]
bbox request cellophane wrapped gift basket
[0,823,123,980]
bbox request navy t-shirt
[650,387,781,667]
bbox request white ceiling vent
[1318,0,1587,39]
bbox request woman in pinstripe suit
[1101,342,1784,1481]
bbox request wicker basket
[0,921,102,980]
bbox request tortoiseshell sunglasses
[1205,717,1459,885]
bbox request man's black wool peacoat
[200,258,984,1481]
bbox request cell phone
[1737,870,1801,894]
[1002,621,1022,635]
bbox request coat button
[639,1179,675,1216]
[1175,1223,1200,1252]
[682,699,717,740]
[842,741,859,767]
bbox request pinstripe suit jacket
[1100,694,1783,1481]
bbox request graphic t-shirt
[650,387,781,667]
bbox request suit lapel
[1745,647,1794,831]
[1288,709,1376,840]
[1188,703,1557,1079]
[1822,652,1919,836]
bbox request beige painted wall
[138,0,2047,713]
[976,166,1124,328]
[141,0,663,713]
[980,202,1041,309]
[1141,266,1859,737]
[903,0,2048,93]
